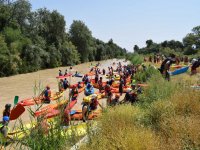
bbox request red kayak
[56,74,72,79]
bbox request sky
[29,0,200,51]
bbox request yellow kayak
[6,121,88,140]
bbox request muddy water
[0,59,127,127]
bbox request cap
[91,94,97,99]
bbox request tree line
[0,0,127,77]
[133,26,200,57]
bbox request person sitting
[59,79,64,92]
[3,104,11,118]
[82,94,102,122]
[64,69,68,76]
[59,70,63,76]
[70,85,78,101]
[82,74,89,85]
[43,86,51,103]
[108,78,114,86]
[77,82,82,89]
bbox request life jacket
[44,90,51,98]
[105,84,111,92]
[72,88,78,96]
[90,99,98,110]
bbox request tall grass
[81,74,200,150]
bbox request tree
[60,41,80,66]
[69,20,93,62]
[146,39,153,48]
[0,34,9,76]
[133,45,139,52]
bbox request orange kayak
[18,92,63,106]
[45,100,77,119]
[70,110,101,120]
[34,100,68,117]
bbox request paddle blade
[14,96,19,106]
[70,110,76,115]
[10,104,25,121]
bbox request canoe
[170,66,189,76]
[34,100,68,117]
[18,92,64,106]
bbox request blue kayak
[73,73,83,78]
[170,66,189,76]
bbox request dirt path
[0,59,127,128]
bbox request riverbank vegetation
[81,73,200,150]
[0,0,127,77]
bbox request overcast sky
[29,0,200,51]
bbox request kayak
[18,92,64,106]
[6,122,88,141]
[85,87,94,96]
[45,100,77,119]
[34,100,68,117]
[170,66,189,76]
[78,86,85,93]
[191,85,200,90]
[71,110,101,120]
[110,87,130,93]
[86,72,95,76]
[73,73,83,78]
[170,64,187,71]
[90,79,106,89]
[56,74,72,79]
[83,93,105,103]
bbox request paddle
[70,110,76,115]
[14,96,19,106]
[10,104,25,121]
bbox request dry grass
[81,73,200,150]
[81,105,161,150]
